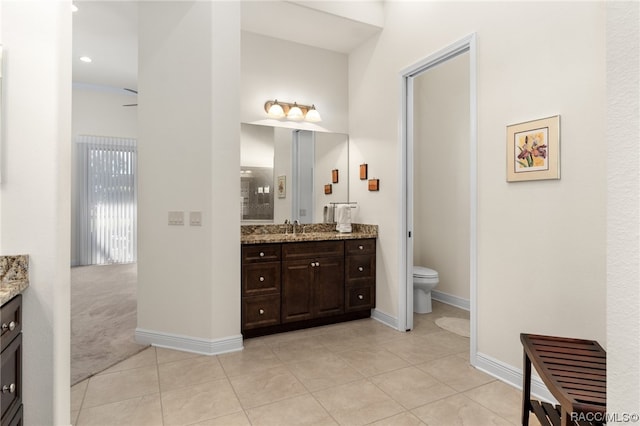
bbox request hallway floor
[71,302,539,425]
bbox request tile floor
[71,302,538,425]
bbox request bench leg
[522,351,532,425]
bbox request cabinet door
[282,260,314,323]
[313,256,345,318]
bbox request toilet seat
[413,266,438,278]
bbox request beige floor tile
[370,366,457,410]
[246,394,337,426]
[155,346,201,364]
[464,380,523,424]
[368,411,426,426]
[161,378,243,426]
[97,346,157,375]
[218,344,283,377]
[312,327,375,352]
[158,355,225,390]
[411,393,513,426]
[430,301,471,320]
[384,334,456,364]
[346,319,407,344]
[416,353,495,392]
[229,365,308,409]
[337,347,410,377]
[76,394,163,426]
[287,352,364,391]
[422,330,470,353]
[313,379,404,426]
[269,334,333,363]
[190,411,252,426]
[71,379,88,412]
[82,365,159,408]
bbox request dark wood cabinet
[1,295,22,426]
[242,238,375,337]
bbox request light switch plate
[168,211,184,225]
[190,211,202,226]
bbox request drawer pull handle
[358,245,364,250]
[310,262,320,267]
[358,294,364,300]
[259,252,265,257]
[1,321,16,331]
[259,276,265,282]
[2,384,15,394]
[259,309,265,315]
[358,266,364,272]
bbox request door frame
[398,33,478,364]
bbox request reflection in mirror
[240,123,348,224]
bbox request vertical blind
[77,135,137,265]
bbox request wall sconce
[264,100,322,122]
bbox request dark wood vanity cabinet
[242,238,375,337]
[282,241,344,322]
[1,295,23,426]
[241,244,281,330]
[345,239,376,312]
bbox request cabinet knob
[1,321,16,331]
[310,262,319,267]
[259,252,265,257]
[316,262,320,267]
[358,266,364,272]
[259,276,265,282]
[358,245,364,250]
[358,294,364,300]
[259,309,265,315]
[2,384,15,394]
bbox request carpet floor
[71,263,147,386]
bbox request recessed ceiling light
[79,56,92,63]
[71,4,78,12]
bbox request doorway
[399,34,478,363]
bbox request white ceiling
[72,1,383,91]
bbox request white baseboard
[474,351,557,404]
[371,308,399,330]
[431,290,470,311]
[135,328,244,356]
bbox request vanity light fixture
[264,100,322,122]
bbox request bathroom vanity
[241,224,377,337]
[0,256,29,426]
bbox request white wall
[136,1,241,350]
[349,1,606,374]
[314,132,349,222]
[607,1,640,413]
[0,1,71,424]
[71,86,138,265]
[413,51,470,302]
[241,31,348,134]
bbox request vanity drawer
[242,244,281,264]
[345,239,376,256]
[345,283,375,312]
[282,241,344,261]
[1,333,21,424]
[0,295,21,353]
[242,262,281,296]
[242,295,281,330]
[346,255,375,281]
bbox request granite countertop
[0,255,29,306]
[241,223,378,245]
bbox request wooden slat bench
[521,333,606,426]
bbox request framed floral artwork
[507,115,560,182]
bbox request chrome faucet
[293,220,300,235]
[284,219,291,234]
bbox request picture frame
[368,179,379,191]
[507,115,560,182]
[359,164,368,180]
[324,184,332,195]
[332,169,339,184]
[277,175,286,198]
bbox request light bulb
[287,103,304,121]
[305,105,322,122]
[267,100,285,118]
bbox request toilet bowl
[413,266,439,314]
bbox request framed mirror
[240,123,348,224]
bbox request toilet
[413,266,439,314]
